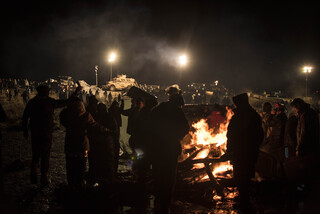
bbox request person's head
[290,98,307,115]
[232,93,249,108]
[36,85,50,96]
[67,97,86,117]
[169,94,185,108]
[262,102,272,114]
[274,102,285,115]
[97,103,107,113]
[110,100,119,108]
[88,95,98,106]
[166,85,181,98]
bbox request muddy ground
[1,94,319,213]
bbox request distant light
[178,54,188,67]
[303,66,312,73]
[108,52,117,62]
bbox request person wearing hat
[290,98,319,157]
[225,93,263,211]
[150,92,189,214]
[22,84,82,187]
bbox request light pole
[95,65,98,86]
[177,54,188,84]
[303,66,312,97]
[108,52,117,81]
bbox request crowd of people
[0,79,319,213]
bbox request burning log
[204,163,224,197]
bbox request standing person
[260,102,273,144]
[290,98,319,194]
[290,98,319,157]
[121,98,140,152]
[60,97,110,192]
[226,93,264,211]
[87,103,118,186]
[150,89,190,214]
[128,97,145,152]
[22,84,81,186]
[21,89,30,104]
[108,100,123,173]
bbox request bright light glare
[303,66,312,73]
[178,55,188,66]
[108,52,117,62]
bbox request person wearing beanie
[150,91,189,214]
[226,93,264,211]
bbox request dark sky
[1,0,319,93]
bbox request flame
[185,107,234,179]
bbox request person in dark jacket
[60,97,110,191]
[290,98,319,156]
[87,103,118,185]
[108,100,123,173]
[22,84,81,186]
[150,91,190,214]
[226,93,264,211]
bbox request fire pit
[177,105,235,198]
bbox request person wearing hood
[290,98,319,157]
[150,89,190,214]
[22,84,81,186]
[226,93,264,211]
[60,97,111,191]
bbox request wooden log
[204,162,225,197]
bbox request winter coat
[62,110,107,157]
[150,101,190,157]
[296,105,319,156]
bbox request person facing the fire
[150,86,190,214]
[226,93,264,211]
[22,84,82,187]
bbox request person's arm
[54,86,83,108]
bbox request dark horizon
[1,0,319,93]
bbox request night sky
[1,0,319,94]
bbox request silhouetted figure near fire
[290,98,319,194]
[22,85,81,186]
[226,93,263,211]
[121,98,140,151]
[108,100,123,173]
[150,87,189,214]
[87,103,118,186]
[60,97,111,192]
[290,98,319,157]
